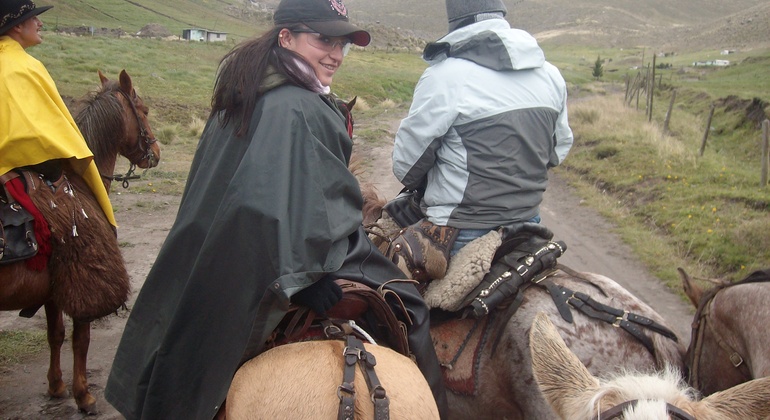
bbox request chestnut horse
[226,182,685,419]
[679,267,770,396]
[530,311,770,419]
[0,70,160,413]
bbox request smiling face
[278,27,348,87]
[7,15,44,48]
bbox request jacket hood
[422,19,545,71]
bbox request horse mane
[587,367,698,418]
[349,149,387,225]
[72,81,124,168]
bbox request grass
[0,330,47,367]
[559,90,769,285]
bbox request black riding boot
[332,227,450,419]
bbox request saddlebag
[0,171,39,264]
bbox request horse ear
[347,96,357,112]
[98,70,109,86]
[529,312,600,418]
[694,376,770,418]
[678,267,703,308]
[118,70,133,96]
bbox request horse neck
[93,152,118,193]
[75,88,128,193]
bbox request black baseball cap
[273,0,371,47]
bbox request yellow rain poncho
[0,36,116,226]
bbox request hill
[36,0,770,52]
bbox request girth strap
[546,283,679,355]
[338,335,390,420]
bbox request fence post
[664,89,677,134]
[699,104,715,156]
[648,55,656,122]
[762,119,769,188]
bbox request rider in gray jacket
[393,0,573,254]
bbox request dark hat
[273,0,370,47]
[445,0,507,32]
[0,0,52,35]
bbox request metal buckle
[729,352,744,367]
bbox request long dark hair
[210,25,320,137]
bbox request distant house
[182,28,227,42]
[692,60,730,67]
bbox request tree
[592,55,604,79]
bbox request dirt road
[0,125,693,420]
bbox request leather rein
[101,89,158,188]
[595,399,695,420]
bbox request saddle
[266,279,413,420]
[266,279,411,357]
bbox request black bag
[382,189,425,228]
[1,183,39,264]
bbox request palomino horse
[0,70,160,413]
[679,267,770,396]
[529,311,770,419]
[227,340,439,419]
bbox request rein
[102,89,157,188]
[596,399,695,420]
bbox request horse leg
[43,301,67,399]
[71,319,96,413]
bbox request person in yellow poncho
[0,0,116,227]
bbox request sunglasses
[290,29,352,56]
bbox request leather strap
[338,336,358,420]
[596,399,695,420]
[545,282,679,356]
[337,335,390,420]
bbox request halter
[105,89,158,188]
[595,399,695,420]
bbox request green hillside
[37,0,271,42]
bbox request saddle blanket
[430,316,492,396]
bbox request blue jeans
[449,215,542,257]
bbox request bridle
[687,280,757,391]
[104,89,158,188]
[595,399,695,420]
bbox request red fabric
[5,177,51,271]
[346,114,353,138]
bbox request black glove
[290,276,343,316]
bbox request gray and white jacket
[393,18,573,229]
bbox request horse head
[681,267,770,397]
[529,311,770,419]
[74,70,160,189]
[101,69,161,170]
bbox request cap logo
[329,0,347,17]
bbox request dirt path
[0,113,693,419]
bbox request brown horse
[225,181,686,419]
[0,69,160,413]
[530,311,770,419]
[679,267,770,396]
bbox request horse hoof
[47,385,68,399]
[78,396,98,415]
